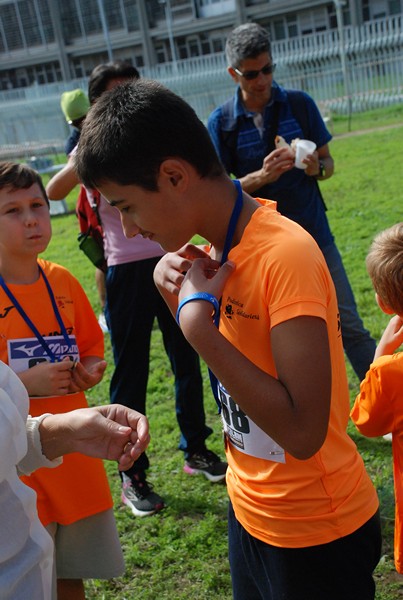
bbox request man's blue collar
[234,81,286,117]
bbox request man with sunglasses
[208,22,376,382]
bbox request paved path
[334,122,403,139]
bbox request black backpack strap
[219,97,239,168]
[267,101,281,153]
[220,96,281,164]
[287,90,311,138]
[286,89,327,210]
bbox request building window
[389,0,401,14]
[212,37,224,53]
[80,0,102,35]
[362,0,393,20]
[188,37,200,57]
[1,4,23,50]
[123,0,139,31]
[273,19,286,40]
[72,59,84,78]
[156,44,167,63]
[177,37,188,59]
[61,0,84,39]
[200,33,210,55]
[104,0,124,30]
[133,54,144,67]
[286,14,298,38]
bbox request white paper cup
[294,139,317,169]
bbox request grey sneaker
[121,472,165,517]
[184,449,227,483]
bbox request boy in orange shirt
[0,162,125,600]
[351,223,403,574]
[75,79,381,600]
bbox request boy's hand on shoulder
[68,358,107,393]
[19,359,75,397]
[177,259,235,338]
[154,244,218,317]
[154,243,213,296]
[180,257,235,302]
[375,314,403,359]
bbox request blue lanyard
[0,265,73,362]
[209,179,243,407]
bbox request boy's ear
[375,293,395,315]
[159,159,189,190]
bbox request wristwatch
[317,160,325,178]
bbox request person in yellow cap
[61,89,90,127]
[60,89,90,156]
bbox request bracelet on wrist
[176,292,220,326]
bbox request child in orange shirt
[75,79,381,600]
[351,222,403,574]
[0,162,124,600]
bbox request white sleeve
[17,414,63,475]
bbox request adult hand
[261,147,295,183]
[39,404,150,469]
[302,150,320,177]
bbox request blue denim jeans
[321,242,376,381]
[228,502,381,600]
[105,257,212,476]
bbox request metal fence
[0,16,402,158]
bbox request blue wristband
[176,292,220,326]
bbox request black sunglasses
[233,63,276,81]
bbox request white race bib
[8,335,79,373]
[218,381,285,463]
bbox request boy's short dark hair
[0,161,49,205]
[75,79,224,191]
[88,60,140,105]
[366,223,403,315]
[225,22,272,68]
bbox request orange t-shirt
[0,259,113,526]
[218,201,378,548]
[351,352,403,572]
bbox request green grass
[331,103,403,136]
[42,106,403,599]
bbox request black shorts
[228,502,382,600]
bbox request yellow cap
[60,89,90,124]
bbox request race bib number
[8,335,79,373]
[218,381,285,463]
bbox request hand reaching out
[39,404,150,469]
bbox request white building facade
[0,0,401,90]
